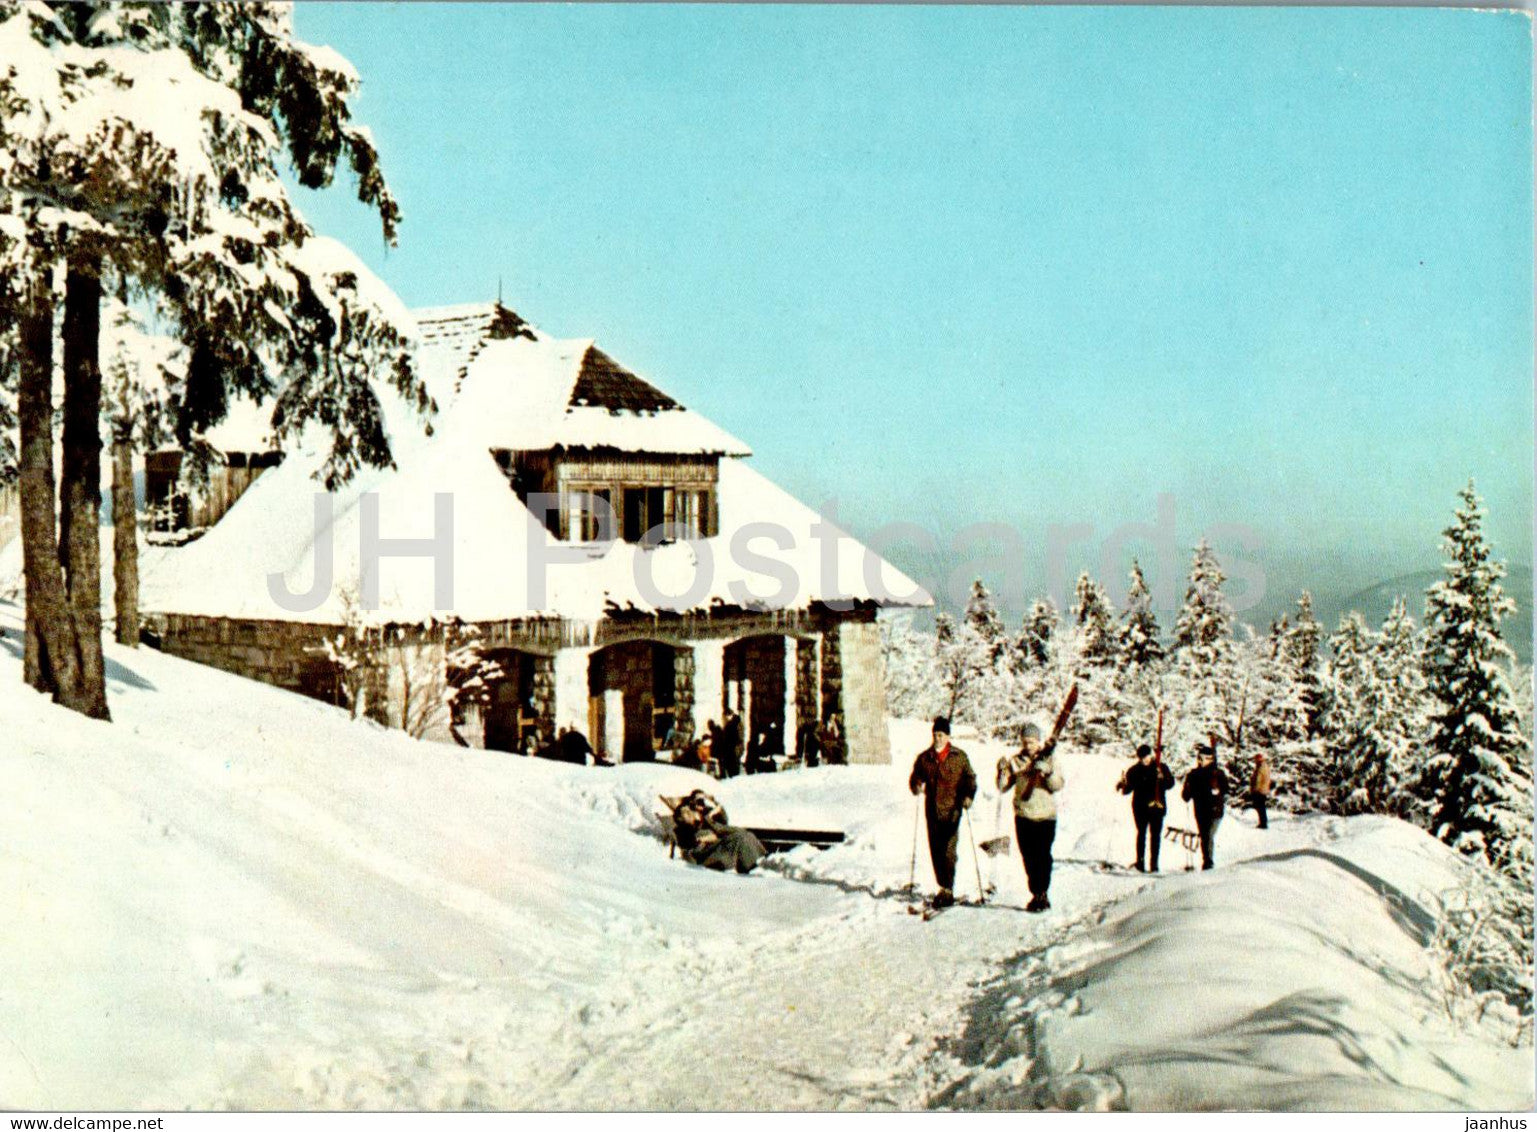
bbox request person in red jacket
[909,716,977,908]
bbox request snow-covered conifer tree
[1072,571,1118,668]
[1170,540,1239,753]
[1412,482,1532,869]
[1320,612,1377,813]
[1117,560,1164,668]
[963,578,1008,663]
[1018,598,1059,669]
[0,3,430,717]
[1284,592,1326,740]
[880,613,940,721]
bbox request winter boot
[932,888,955,909]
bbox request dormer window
[500,448,720,543]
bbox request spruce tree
[1370,596,1429,815]
[1072,571,1118,668]
[0,3,429,716]
[1414,482,1532,868]
[1118,560,1164,667]
[964,578,1007,662]
[1171,540,1239,754]
[1321,612,1376,813]
[1285,591,1326,740]
[1018,598,1059,669]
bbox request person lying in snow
[670,790,766,874]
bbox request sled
[1163,825,1202,851]
[656,796,844,857]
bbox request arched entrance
[455,648,545,753]
[723,635,791,759]
[588,640,678,763]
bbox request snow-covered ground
[0,599,1528,1110]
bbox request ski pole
[908,792,921,897]
[965,808,986,905]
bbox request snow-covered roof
[140,294,929,623]
[139,435,931,626]
[413,304,752,458]
[188,301,751,460]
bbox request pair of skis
[907,890,992,921]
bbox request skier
[670,790,766,874]
[997,721,1064,912]
[1116,743,1174,872]
[1181,743,1229,869]
[1248,751,1272,829]
[908,716,977,909]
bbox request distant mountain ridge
[1313,565,1533,665]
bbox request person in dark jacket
[719,710,743,779]
[796,718,822,768]
[1117,743,1174,872]
[556,726,597,765]
[908,716,977,908]
[1181,744,1229,870]
[746,730,777,775]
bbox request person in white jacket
[996,721,1065,912]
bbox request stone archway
[723,634,791,759]
[470,649,553,753]
[588,640,679,763]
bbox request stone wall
[673,647,696,742]
[146,605,899,766]
[818,624,845,762]
[530,654,556,737]
[794,637,820,737]
[145,613,339,702]
[837,619,891,765]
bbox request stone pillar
[692,638,725,734]
[795,637,820,742]
[782,637,797,757]
[838,620,891,765]
[673,646,696,742]
[531,654,556,738]
[819,624,845,763]
[553,646,595,737]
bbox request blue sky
[293,4,1533,625]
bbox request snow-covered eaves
[139,440,931,628]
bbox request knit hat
[1136,743,1153,759]
[1021,721,1044,743]
[932,715,951,736]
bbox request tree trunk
[58,259,110,719]
[17,272,83,705]
[111,435,138,647]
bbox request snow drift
[0,606,1527,1110]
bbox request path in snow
[0,605,1526,1110]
